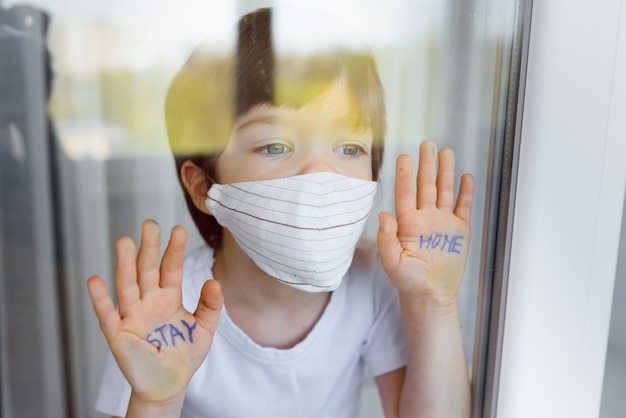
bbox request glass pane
[0,0,526,416]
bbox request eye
[258,142,291,155]
[336,144,365,157]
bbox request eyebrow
[236,114,279,132]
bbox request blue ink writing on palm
[419,234,464,254]
[146,319,197,350]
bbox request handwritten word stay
[146,319,197,349]
[419,234,464,254]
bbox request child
[87,6,474,418]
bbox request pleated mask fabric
[206,172,378,292]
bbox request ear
[180,160,212,215]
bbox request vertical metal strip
[471,0,533,416]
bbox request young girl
[87,7,474,418]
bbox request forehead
[235,80,371,132]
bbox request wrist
[399,291,460,315]
[126,391,186,418]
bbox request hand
[87,220,223,404]
[377,140,474,301]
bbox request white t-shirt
[95,242,407,418]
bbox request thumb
[377,212,403,274]
[193,279,223,336]
[86,275,121,340]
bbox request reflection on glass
[0,0,522,417]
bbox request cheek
[348,158,374,181]
[214,153,224,175]
[213,149,243,183]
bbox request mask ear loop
[201,153,220,189]
[204,173,218,189]
[198,156,225,251]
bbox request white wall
[497,1,626,417]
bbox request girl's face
[215,80,374,184]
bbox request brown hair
[165,7,386,249]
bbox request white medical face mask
[206,172,378,292]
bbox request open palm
[87,221,223,403]
[378,141,475,298]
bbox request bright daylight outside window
[0,0,529,416]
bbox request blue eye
[259,143,290,155]
[336,144,364,157]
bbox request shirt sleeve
[94,350,131,417]
[360,259,407,377]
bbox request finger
[87,276,121,339]
[417,140,438,209]
[454,173,475,223]
[193,279,223,336]
[436,148,455,211]
[376,212,403,274]
[115,236,139,318]
[160,225,187,289]
[136,220,162,297]
[394,154,416,217]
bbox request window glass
[0,0,525,416]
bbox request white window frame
[496,1,626,417]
